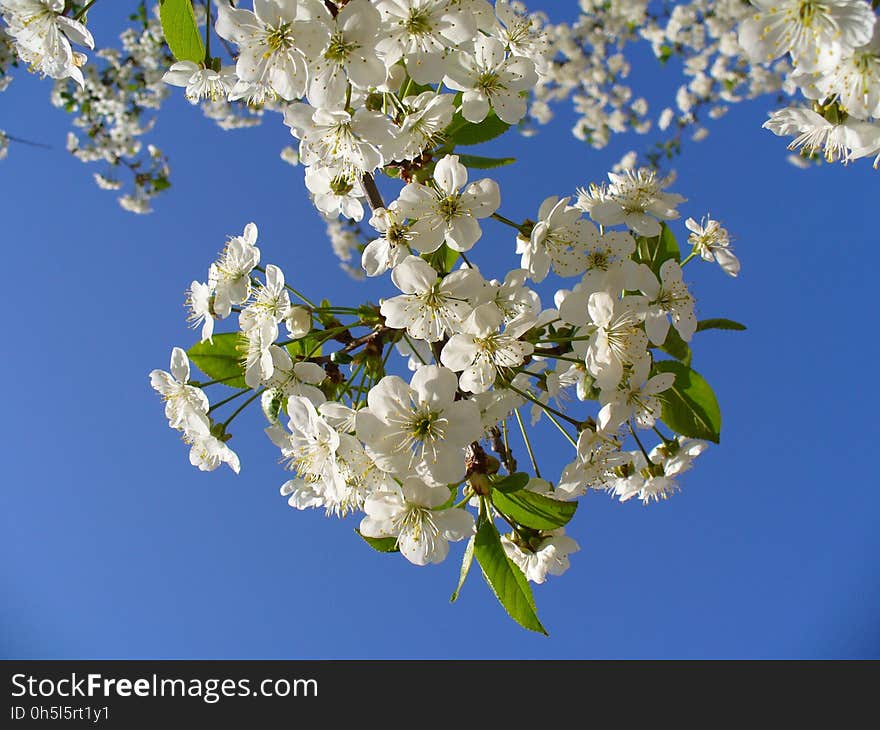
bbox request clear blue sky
[1,3,878,659]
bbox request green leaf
[474,519,547,635]
[492,472,531,494]
[653,361,722,443]
[491,489,577,530]
[658,326,692,366]
[356,530,400,553]
[187,333,246,389]
[424,243,460,274]
[286,333,324,358]
[457,154,516,170]
[159,0,205,64]
[445,112,511,146]
[696,318,747,333]
[441,243,460,273]
[636,222,680,273]
[450,535,475,603]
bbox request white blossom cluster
[0,0,94,86]
[512,0,793,158]
[138,1,757,628]
[46,3,173,212]
[740,0,880,166]
[151,152,740,587]
[0,0,766,629]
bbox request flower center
[405,9,434,36]
[265,23,295,53]
[476,71,503,94]
[330,174,355,196]
[437,195,461,221]
[325,32,356,63]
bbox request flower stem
[505,382,581,427]
[514,408,541,479]
[207,387,250,414]
[203,0,211,60]
[73,0,97,21]
[491,212,524,231]
[222,389,263,428]
[629,421,653,464]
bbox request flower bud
[286,306,311,339]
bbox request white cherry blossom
[356,365,482,486]
[380,255,484,342]
[360,476,475,565]
[396,154,500,253]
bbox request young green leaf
[653,361,722,443]
[658,326,692,365]
[438,243,460,274]
[450,535,475,603]
[491,489,577,530]
[445,112,511,146]
[636,222,681,273]
[187,333,247,389]
[286,333,324,358]
[356,530,400,553]
[474,519,547,635]
[159,0,205,64]
[457,154,516,170]
[492,472,531,494]
[696,318,747,332]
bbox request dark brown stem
[488,426,517,475]
[361,172,386,211]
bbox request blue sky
[1,3,878,659]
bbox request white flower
[614,437,707,504]
[380,255,484,342]
[686,217,740,277]
[443,34,537,124]
[516,196,592,282]
[286,305,312,339]
[637,260,697,346]
[356,365,482,486]
[556,427,629,499]
[560,290,649,390]
[162,61,237,102]
[396,154,500,253]
[375,0,476,84]
[598,356,675,431]
[239,263,291,343]
[362,205,413,277]
[812,29,880,119]
[184,417,241,474]
[280,146,300,166]
[208,223,261,318]
[284,104,397,174]
[307,0,388,109]
[360,476,475,565]
[215,0,331,101]
[186,281,217,343]
[394,91,455,161]
[481,268,541,324]
[501,529,579,584]
[441,303,535,393]
[738,0,875,73]
[149,347,210,434]
[493,0,551,68]
[0,0,94,86]
[304,165,365,221]
[243,329,276,389]
[576,169,686,238]
[276,395,393,516]
[763,106,880,163]
[263,348,326,406]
